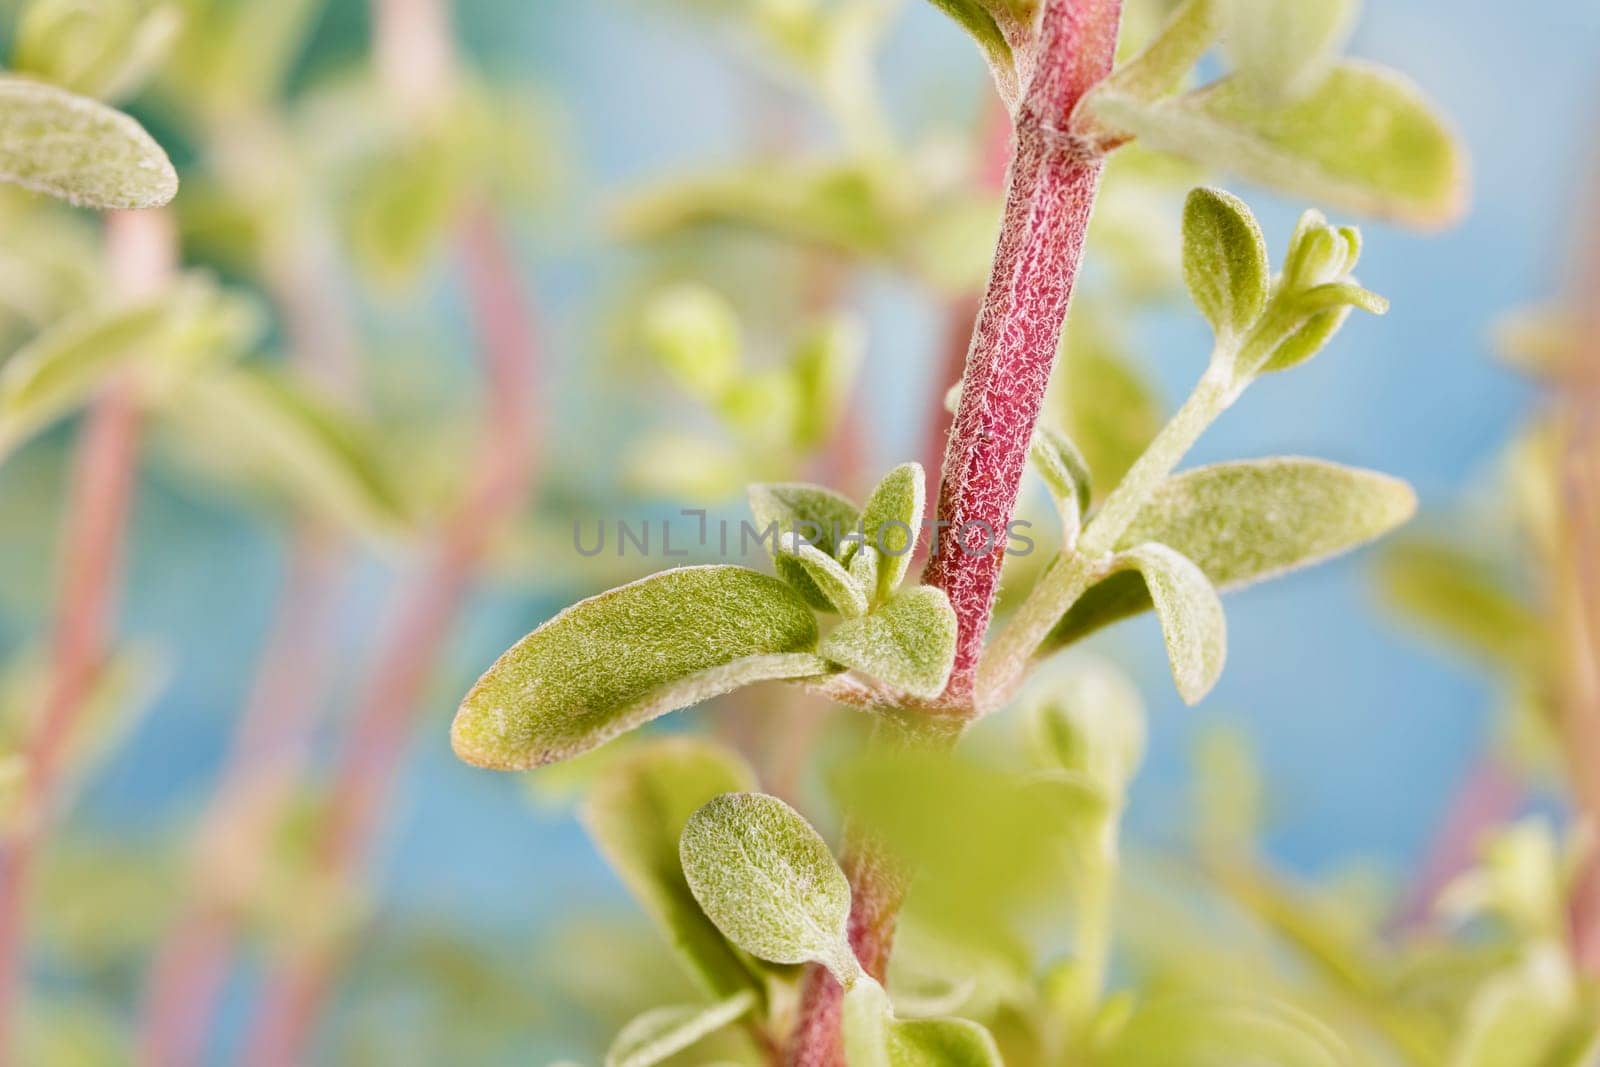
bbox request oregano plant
[452,0,1466,1062]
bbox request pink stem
[0,210,174,1060]
[1394,757,1522,930]
[240,206,539,1066]
[922,0,1123,708]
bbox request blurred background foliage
[0,0,1596,1063]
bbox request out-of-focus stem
[1394,757,1521,930]
[922,0,1123,709]
[241,204,539,1066]
[0,209,175,1061]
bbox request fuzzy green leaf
[1044,458,1415,652]
[679,792,858,983]
[748,482,862,611]
[15,0,183,103]
[580,739,765,1002]
[1087,62,1466,228]
[164,366,412,541]
[779,533,868,618]
[604,991,757,1067]
[843,977,1002,1067]
[856,462,925,600]
[0,77,176,209]
[452,566,829,769]
[1182,187,1269,341]
[1030,427,1092,538]
[921,2,1014,88]
[1221,0,1356,102]
[819,587,958,700]
[1117,542,1226,704]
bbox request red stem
[240,206,539,1065]
[789,3,1123,1061]
[922,0,1123,708]
[0,210,174,1060]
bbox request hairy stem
[0,209,174,1059]
[922,0,1124,708]
[241,204,539,1066]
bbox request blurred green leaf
[604,990,758,1067]
[1376,539,1543,669]
[819,587,958,700]
[451,566,829,769]
[1088,62,1466,228]
[0,76,177,208]
[163,365,413,540]
[679,791,858,982]
[642,283,741,401]
[1115,542,1227,705]
[1449,949,1600,1067]
[844,976,1002,1067]
[1050,316,1164,497]
[582,739,767,1002]
[1025,658,1146,799]
[1099,993,1354,1066]
[1045,458,1416,651]
[15,0,184,103]
[1220,0,1356,102]
[1182,186,1269,343]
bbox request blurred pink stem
[1395,757,1522,929]
[0,210,174,1061]
[241,206,539,1066]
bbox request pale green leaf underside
[1221,0,1355,101]
[679,792,858,982]
[1182,186,1269,340]
[0,77,177,209]
[604,991,757,1067]
[820,587,958,700]
[1088,62,1466,228]
[452,566,829,769]
[1118,542,1226,705]
[580,739,765,1002]
[1043,457,1415,652]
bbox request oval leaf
[1087,62,1466,228]
[452,566,829,769]
[1221,0,1356,101]
[1044,458,1416,652]
[843,977,1002,1067]
[581,739,766,1001]
[679,792,859,983]
[1182,187,1269,341]
[819,587,958,701]
[779,533,868,618]
[1101,994,1353,1067]
[856,462,925,599]
[604,991,757,1067]
[1117,542,1227,705]
[0,77,176,209]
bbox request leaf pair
[1182,187,1387,380]
[754,463,958,700]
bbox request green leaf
[1116,542,1226,705]
[679,792,858,983]
[1044,458,1415,652]
[15,0,184,103]
[1030,428,1092,539]
[856,462,925,600]
[843,977,1002,1067]
[1375,539,1542,667]
[747,482,862,611]
[1096,0,1222,104]
[604,991,758,1067]
[1182,187,1269,341]
[1051,316,1164,497]
[163,366,412,541]
[778,532,868,618]
[0,77,176,209]
[452,566,830,769]
[641,283,741,401]
[1221,0,1356,102]
[1025,659,1147,798]
[1449,949,1600,1067]
[579,739,765,1002]
[1087,62,1466,228]
[1100,994,1354,1066]
[819,587,958,701]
